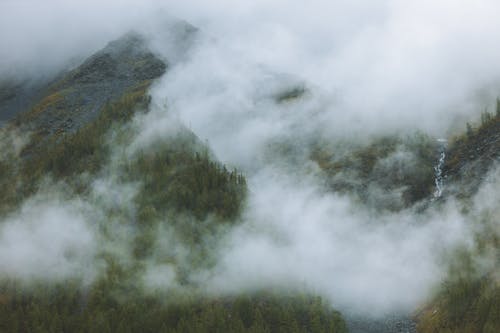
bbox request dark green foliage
[22,83,151,183]
[0,33,348,332]
[0,89,248,294]
[422,277,500,333]
[481,109,492,126]
[421,172,499,328]
[0,72,283,333]
[0,284,347,333]
[496,98,500,118]
[121,143,247,267]
[0,79,247,221]
[0,159,17,215]
[417,192,499,333]
[130,148,246,221]
[417,251,500,333]
[0,83,153,216]
[444,104,500,198]
[275,86,307,103]
[416,107,500,333]
[312,133,437,210]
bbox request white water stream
[433,139,447,199]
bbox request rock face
[0,78,51,126]
[71,32,166,84]
[2,32,167,145]
[443,115,500,198]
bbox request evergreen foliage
[130,147,246,221]
[0,71,349,333]
[0,283,347,333]
[312,133,437,210]
[417,251,499,333]
[444,103,500,197]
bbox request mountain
[0,32,168,215]
[415,111,500,333]
[0,32,348,333]
[0,25,498,333]
[7,33,165,152]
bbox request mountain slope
[0,32,347,333]
[0,32,167,214]
[416,112,500,333]
[1,22,498,333]
[12,32,166,152]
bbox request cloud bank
[1,0,499,318]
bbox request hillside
[1,9,499,333]
[416,111,500,333]
[0,32,347,333]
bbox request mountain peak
[4,32,167,153]
[69,31,165,84]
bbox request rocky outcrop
[0,78,51,126]
[4,32,167,151]
[443,114,500,198]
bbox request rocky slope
[443,109,500,198]
[8,32,166,152]
[414,113,500,333]
[0,78,51,126]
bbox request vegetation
[445,105,500,186]
[129,147,246,222]
[275,86,307,103]
[417,251,499,333]
[4,29,499,330]
[0,281,346,333]
[0,63,349,333]
[311,132,437,210]
[27,88,148,176]
[417,104,500,332]
[0,83,152,215]
[121,141,247,264]
[417,179,500,332]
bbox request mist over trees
[0,1,499,333]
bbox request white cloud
[1,0,498,317]
[199,170,472,315]
[0,197,99,284]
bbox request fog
[0,0,157,80]
[5,1,500,132]
[136,0,500,316]
[1,0,499,318]
[0,192,99,284]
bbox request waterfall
[433,139,447,199]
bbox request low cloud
[0,0,499,319]
[0,194,99,284]
[197,169,472,316]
